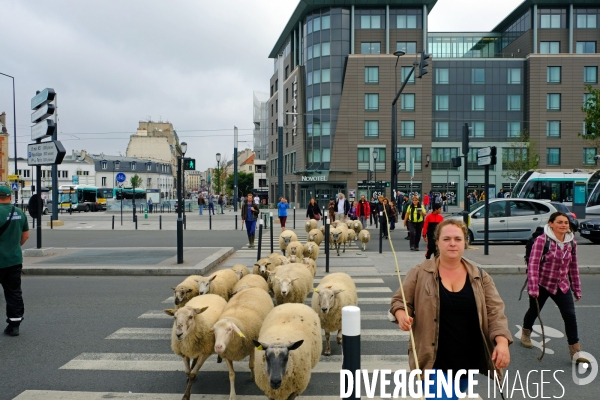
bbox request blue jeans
[208,204,215,215]
[198,205,203,215]
[245,220,256,236]
[423,370,470,400]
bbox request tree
[579,84,600,154]
[130,174,143,190]
[213,156,228,194]
[226,171,254,199]
[501,129,540,182]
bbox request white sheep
[347,229,356,244]
[279,229,298,255]
[319,225,325,235]
[195,269,239,301]
[304,218,318,233]
[301,257,317,277]
[253,303,322,400]
[272,263,314,305]
[286,240,304,258]
[232,273,269,295]
[311,272,358,356]
[171,275,203,310]
[329,227,346,256]
[351,220,363,235]
[358,229,371,251]
[303,241,320,261]
[253,258,274,280]
[307,228,324,246]
[231,264,250,280]
[212,287,274,400]
[267,252,289,267]
[167,294,227,400]
[332,220,342,228]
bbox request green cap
[0,186,12,197]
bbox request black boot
[248,236,253,248]
[4,324,19,337]
[250,234,255,248]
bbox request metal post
[160,215,162,230]
[484,164,490,255]
[379,211,383,254]
[0,73,19,207]
[270,214,274,254]
[120,189,123,226]
[36,163,42,249]
[184,214,187,230]
[209,214,212,230]
[112,215,114,230]
[325,217,330,273]
[322,206,325,226]
[235,214,238,230]
[135,216,138,230]
[177,155,184,264]
[462,123,470,225]
[51,92,58,220]
[293,207,296,229]
[234,126,238,212]
[50,216,53,229]
[257,219,263,261]
[341,306,361,400]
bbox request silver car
[450,199,558,243]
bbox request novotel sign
[301,175,327,182]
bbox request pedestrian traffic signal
[183,158,196,170]
[418,51,431,78]
[451,157,462,168]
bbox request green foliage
[130,174,143,189]
[501,130,539,181]
[226,171,254,198]
[579,84,600,151]
[212,161,227,194]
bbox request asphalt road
[2,275,599,399]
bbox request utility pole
[233,126,238,212]
[462,123,470,225]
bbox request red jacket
[356,200,370,217]
[422,213,444,237]
[423,194,430,205]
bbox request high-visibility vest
[407,204,425,223]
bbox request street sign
[477,146,497,166]
[27,140,66,166]
[31,103,56,124]
[8,174,20,181]
[115,172,126,183]
[477,147,492,157]
[183,158,196,170]
[31,119,56,140]
[31,88,56,110]
[477,156,492,166]
[11,183,19,191]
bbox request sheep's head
[282,235,293,246]
[277,277,298,297]
[305,221,311,229]
[213,318,244,354]
[306,243,315,255]
[288,255,297,263]
[288,245,299,255]
[252,340,304,390]
[314,285,345,314]
[173,306,208,341]
[172,285,193,306]
[255,261,271,276]
[280,258,290,265]
[232,265,247,280]
[195,275,217,295]
[353,222,360,230]
[308,233,315,241]
[331,230,342,243]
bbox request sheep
[195,269,239,301]
[212,287,274,400]
[267,252,289,267]
[167,294,227,400]
[358,229,371,251]
[307,228,324,246]
[319,225,325,235]
[232,273,269,295]
[347,229,356,244]
[332,220,342,228]
[304,218,318,233]
[329,227,345,256]
[287,254,299,263]
[252,303,322,400]
[286,240,304,259]
[272,263,314,305]
[311,272,358,356]
[301,257,317,277]
[279,229,298,255]
[231,264,250,280]
[253,258,275,280]
[171,275,203,310]
[351,220,363,235]
[303,241,320,261]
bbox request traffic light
[183,158,196,170]
[462,123,470,155]
[490,146,497,166]
[451,157,462,168]
[417,51,431,78]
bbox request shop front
[296,172,347,209]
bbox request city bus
[58,185,101,212]
[513,170,594,206]
[586,170,600,215]
[97,187,114,210]
[113,187,146,200]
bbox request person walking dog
[241,193,260,248]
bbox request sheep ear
[334,289,345,295]
[266,262,272,266]
[326,285,333,289]
[170,286,177,290]
[231,323,245,338]
[253,340,267,351]
[194,306,209,315]
[164,309,175,316]
[287,340,304,351]
[291,278,299,283]
[186,288,192,293]
[209,275,217,282]
[254,263,260,268]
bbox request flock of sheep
[164,219,367,400]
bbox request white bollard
[342,306,361,399]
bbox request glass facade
[428,34,501,58]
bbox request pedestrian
[441,192,447,212]
[147,197,153,213]
[378,196,392,239]
[348,201,357,221]
[423,192,430,211]
[241,193,260,248]
[208,193,215,215]
[395,190,403,207]
[369,196,378,227]
[0,186,30,336]
[479,191,485,201]
[404,195,426,251]
[277,197,290,232]
[521,212,589,364]
[254,194,260,209]
[306,198,322,221]
[389,200,397,231]
[391,219,512,397]
[400,195,410,240]
[198,194,205,215]
[335,193,349,222]
[356,195,370,228]
[423,203,444,259]
[218,194,224,214]
[328,199,336,222]
[498,189,505,198]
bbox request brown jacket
[389,258,513,377]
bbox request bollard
[184,214,187,230]
[270,214,274,254]
[322,206,325,226]
[379,211,383,254]
[293,207,296,229]
[112,215,114,230]
[209,214,212,230]
[159,215,162,230]
[32,218,35,229]
[341,306,361,399]
[257,219,263,261]
[235,215,238,230]
[265,212,268,229]
[325,216,330,273]
[50,216,53,229]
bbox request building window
[540,41,560,54]
[401,94,415,111]
[431,148,459,169]
[357,148,370,170]
[471,95,485,111]
[472,122,485,138]
[322,122,331,136]
[307,97,313,111]
[584,148,598,165]
[410,148,422,170]
[546,121,561,137]
[396,42,417,54]
[547,148,561,165]
[62,170,68,178]
[435,122,449,138]
[546,94,561,110]
[397,15,417,29]
[365,94,379,110]
[322,148,331,162]
[101,177,107,186]
[401,121,415,138]
[507,95,521,111]
[436,95,449,111]
[365,67,379,83]
[360,15,381,29]
[285,88,289,103]
[285,66,289,79]
[321,69,330,83]
[436,69,449,84]
[507,122,521,138]
[275,79,278,91]
[547,66,561,83]
[577,14,597,28]
[365,121,379,137]
[584,93,594,105]
[576,41,596,54]
[540,14,561,28]
[271,104,274,117]
[276,100,278,113]
[397,147,406,169]
[147,178,152,187]
[375,148,386,165]
[401,67,414,84]
[503,148,528,164]
[471,68,485,84]
[361,42,381,54]
[114,162,119,170]
[270,85,274,97]
[508,68,521,84]
[321,95,330,109]
[101,161,107,170]
[584,66,598,83]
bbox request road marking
[306,297,390,305]
[14,391,345,400]
[315,277,384,284]
[140,309,390,320]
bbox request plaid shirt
[527,234,581,298]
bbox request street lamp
[390,50,406,197]
[0,72,18,206]
[177,141,187,264]
[215,153,222,195]
[373,149,378,186]
[425,154,431,168]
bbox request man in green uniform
[0,186,29,336]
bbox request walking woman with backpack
[521,212,589,364]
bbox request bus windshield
[59,193,77,203]
[512,171,533,198]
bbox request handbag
[314,213,321,221]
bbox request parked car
[549,202,579,232]
[449,198,558,243]
[579,218,600,244]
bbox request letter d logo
[572,351,597,386]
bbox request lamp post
[131,161,137,222]
[233,127,238,212]
[177,142,187,264]
[390,50,406,197]
[0,72,18,206]
[372,149,378,195]
[215,152,222,195]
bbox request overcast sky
[1,0,523,171]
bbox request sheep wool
[267,252,289,267]
[171,274,203,309]
[253,258,275,280]
[232,273,269,295]
[286,240,305,258]
[329,227,345,256]
[358,229,371,251]
[253,303,322,400]
[195,269,239,301]
[303,241,320,261]
[351,220,363,234]
[311,272,358,355]
[304,218,318,233]
[347,229,356,243]
[279,229,298,255]
[272,263,314,305]
[301,257,317,277]
[307,228,324,246]
[231,264,250,280]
